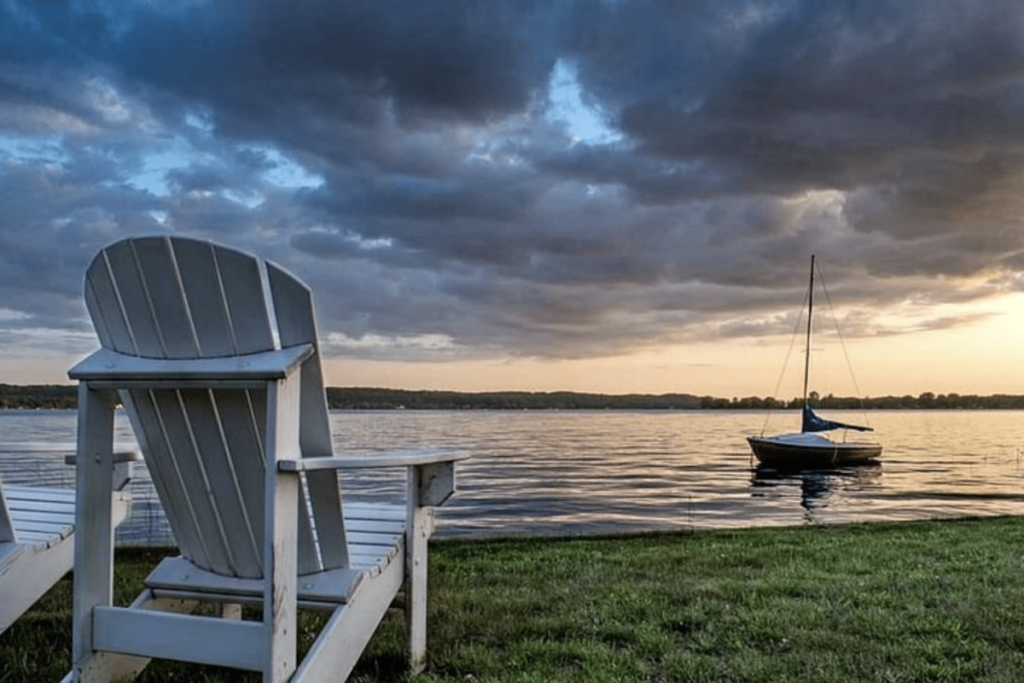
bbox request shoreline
[6,384,1024,410]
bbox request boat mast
[802,254,815,406]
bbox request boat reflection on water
[751,463,883,520]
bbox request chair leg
[405,469,434,673]
[264,377,301,683]
[291,558,404,683]
[406,526,429,674]
[71,385,119,683]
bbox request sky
[2,0,1024,399]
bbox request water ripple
[2,409,1024,542]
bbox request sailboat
[747,255,882,467]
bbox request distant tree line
[324,388,705,410]
[0,384,78,409]
[3,384,1024,411]
[702,391,1024,411]
[325,388,1024,411]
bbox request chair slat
[10,508,75,525]
[213,389,271,566]
[85,253,136,354]
[213,245,275,355]
[151,389,236,576]
[104,240,165,358]
[344,503,407,521]
[267,263,348,570]
[13,518,74,535]
[124,389,211,570]
[131,237,199,360]
[171,238,238,357]
[5,499,75,514]
[213,386,331,577]
[346,530,402,547]
[344,518,405,535]
[195,389,264,577]
[4,486,76,504]
[349,546,399,570]
[8,529,66,544]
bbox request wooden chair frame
[0,438,136,637]
[65,236,466,683]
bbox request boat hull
[747,433,882,467]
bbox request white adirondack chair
[66,235,466,683]
[0,444,135,636]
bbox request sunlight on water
[2,409,1024,544]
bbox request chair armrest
[278,449,468,472]
[64,450,144,465]
[0,443,140,463]
[60,449,142,491]
[0,446,142,493]
[68,344,314,384]
[279,449,468,508]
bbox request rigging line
[815,261,872,428]
[761,284,810,437]
[803,254,815,406]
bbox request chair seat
[146,556,368,608]
[5,485,131,551]
[146,503,408,609]
[344,503,408,571]
[6,485,76,548]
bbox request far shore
[4,383,1024,411]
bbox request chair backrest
[83,236,347,578]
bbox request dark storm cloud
[574,1,1024,258]
[2,0,1024,365]
[99,0,564,161]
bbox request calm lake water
[2,409,1024,544]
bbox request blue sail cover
[801,405,873,433]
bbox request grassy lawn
[4,516,1024,682]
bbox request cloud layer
[2,0,1023,370]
